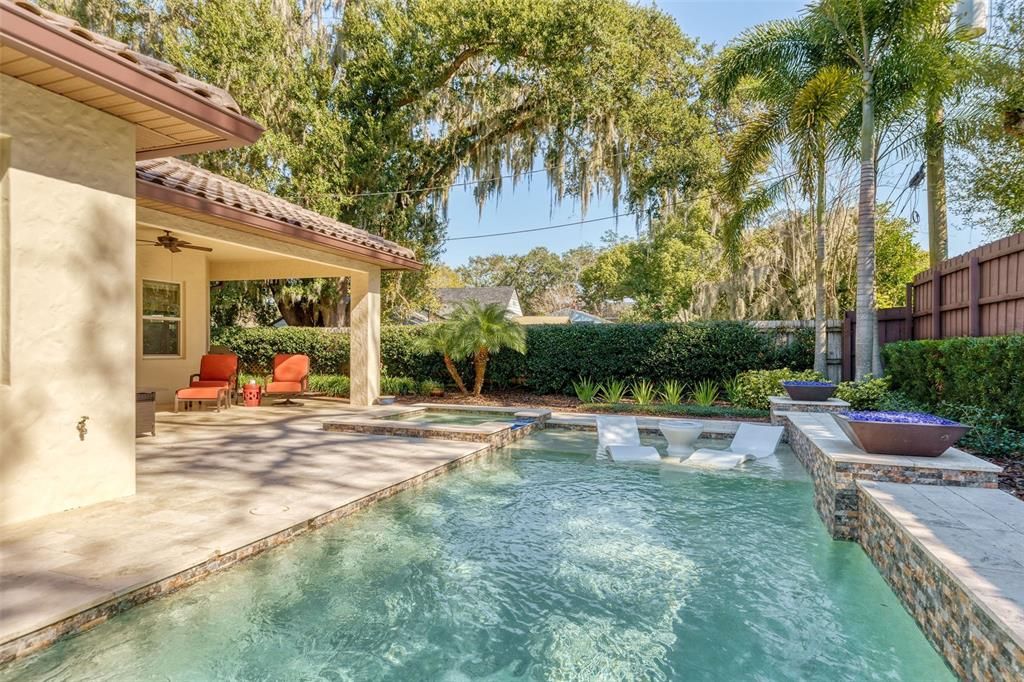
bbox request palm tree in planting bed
[414,319,470,394]
[804,0,949,379]
[714,20,857,376]
[449,301,526,395]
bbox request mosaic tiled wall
[859,489,1024,681]
[782,418,999,540]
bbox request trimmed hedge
[211,321,811,395]
[882,335,1024,430]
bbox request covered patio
[0,401,489,661]
[134,158,422,408]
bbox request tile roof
[136,158,418,264]
[5,0,243,116]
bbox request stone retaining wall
[859,488,1024,681]
[782,416,999,540]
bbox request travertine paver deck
[0,401,487,653]
[858,481,1024,676]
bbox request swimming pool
[1,430,952,681]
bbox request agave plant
[572,377,599,403]
[631,379,657,406]
[598,379,628,404]
[722,375,742,404]
[692,379,720,407]
[661,379,686,405]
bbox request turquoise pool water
[393,409,514,425]
[2,431,952,681]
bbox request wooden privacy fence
[749,319,844,383]
[842,233,1024,380]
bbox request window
[142,280,182,356]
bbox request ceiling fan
[137,230,213,253]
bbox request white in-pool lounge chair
[682,423,784,469]
[596,416,662,463]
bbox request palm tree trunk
[855,70,880,380]
[814,150,828,376]
[926,100,947,266]
[443,354,468,394]
[472,348,489,395]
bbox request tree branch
[394,44,494,108]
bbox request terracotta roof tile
[136,158,417,262]
[5,0,243,115]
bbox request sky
[438,0,986,267]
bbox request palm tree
[449,301,526,395]
[414,321,470,394]
[714,22,855,374]
[805,0,949,379]
[919,3,987,266]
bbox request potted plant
[831,411,971,457]
[780,379,837,402]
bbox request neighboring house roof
[136,158,422,271]
[517,316,570,325]
[435,287,523,318]
[0,0,263,157]
[550,308,609,324]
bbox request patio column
[349,268,381,406]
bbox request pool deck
[0,401,491,662]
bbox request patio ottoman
[174,386,228,413]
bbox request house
[433,286,523,319]
[516,315,571,325]
[549,308,609,324]
[0,0,421,526]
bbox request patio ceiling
[137,223,358,280]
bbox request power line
[444,213,636,242]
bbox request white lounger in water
[596,416,662,463]
[683,423,784,469]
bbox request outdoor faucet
[77,416,89,441]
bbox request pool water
[1,431,952,681]
[393,409,514,425]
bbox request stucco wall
[136,245,209,405]
[0,75,137,525]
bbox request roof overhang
[0,1,263,158]
[136,179,424,272]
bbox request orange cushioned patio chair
[190,353,239,405]
[264,354,310,405]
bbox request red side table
[242,383,262,407]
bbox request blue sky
[439,0,983,267]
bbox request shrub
[722,375,742,404]
[835,377,890,410]
[691,379,720,407]
[631,379,657,405]
[214,321,810,396]
[936,403,1024,458]
[771,326,814,370]
[381,376,417,396]
[308,374,350,397]
[883,336,1024,430]
[598,379,628,403]
[573,378,600,403]
[732,368,824,410]
[418,379,443,396]
[212,326,350,375]
[661,380,686,405]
